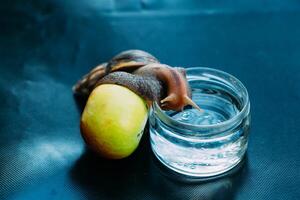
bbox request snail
[72,50,159,96]
[73,50,201,111]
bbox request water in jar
[149,78,250,177]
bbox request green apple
[80,84,148,159]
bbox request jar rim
[152,67,250,134]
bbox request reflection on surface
[149,154,248,200]
[71,131,248,200]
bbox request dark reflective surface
[1,1,300,199]
[71,132,248,200]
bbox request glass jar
[149,67,250,179]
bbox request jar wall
[149,67,250,178]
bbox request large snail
[73,49,201,111]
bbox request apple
[80,84,148,159]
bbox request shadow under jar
[149,67,250,179]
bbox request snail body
[74,49,201,111]
[133,63,201,111]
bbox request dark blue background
[0,1,299,199]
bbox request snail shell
[73,50,159,96]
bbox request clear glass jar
[149,67,250,179]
